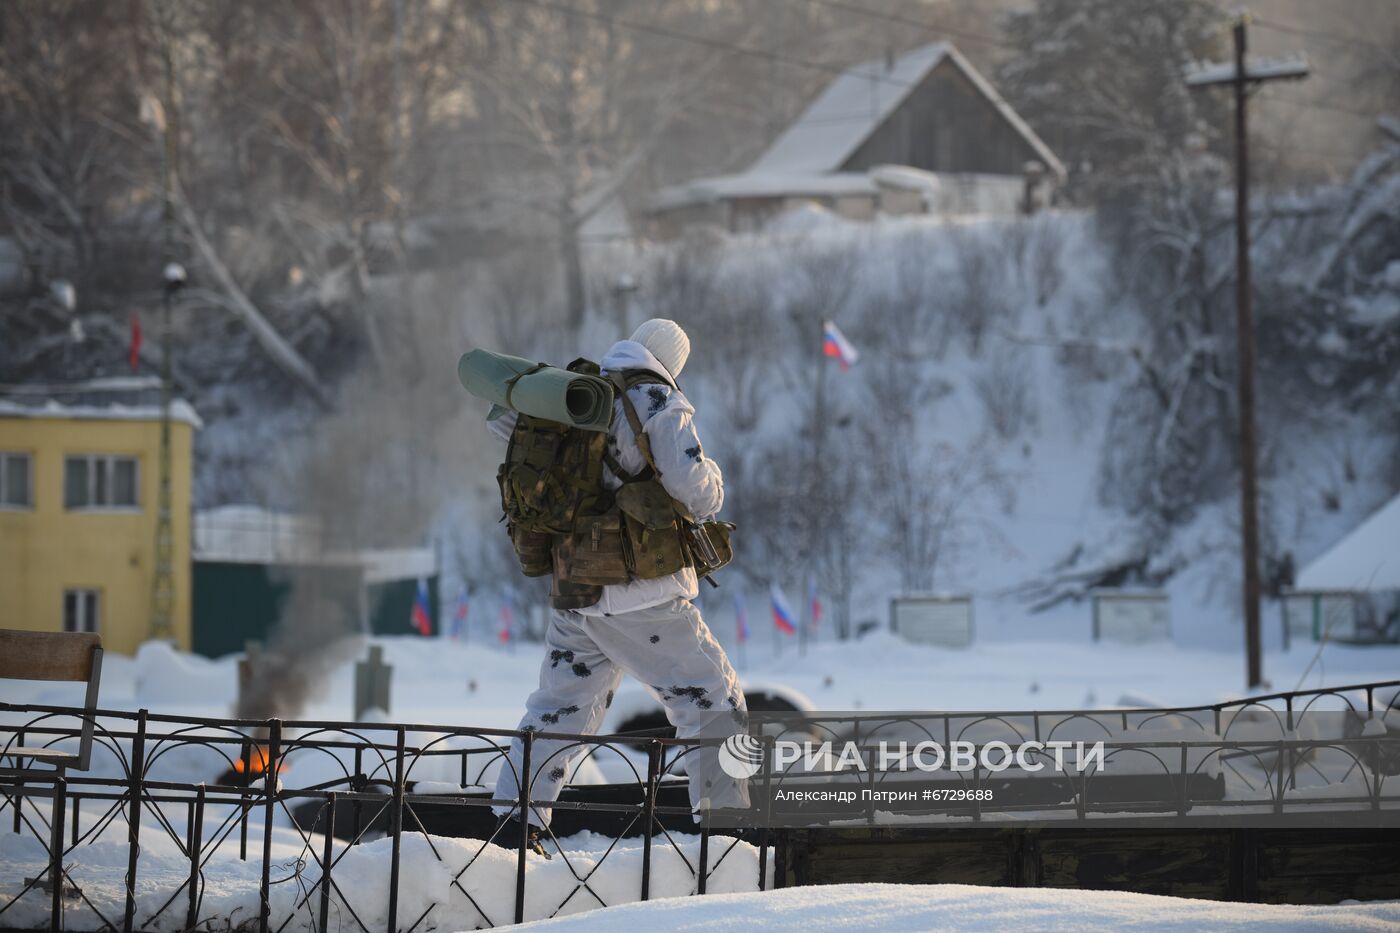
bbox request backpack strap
[606,369,715,580]
[607,371,661,475]
[601,447,648,484]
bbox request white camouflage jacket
[489,340,723,616]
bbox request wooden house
[648,42,1065,236]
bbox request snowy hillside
[425,200,1395,660]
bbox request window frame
[0,450,34,510]
[63,588,101,635]
[64,453,141,511]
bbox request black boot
[495,816,552,859]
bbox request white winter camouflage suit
[490,339,749,827]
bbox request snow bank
[504,882,1400,932]
[0,828,768,931]
[133,640,234,706]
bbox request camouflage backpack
[497,359,622,589]
[497,361,713,610]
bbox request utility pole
[1186,13,1308,689]
[148,0,185,643]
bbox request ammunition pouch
[556,509,631,587]
[508,523,552,577]
[616,477,690,580]
[615,477,676,528]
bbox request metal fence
[751,678,1400,827]
[2,678,1397,931]
[0,706,767,932]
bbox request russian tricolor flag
[822,320,859,371]
[499,592,514,645]
[451,585,470,639]
[410,578,433,637]
[770,583,798,635]
[808,576,822,634]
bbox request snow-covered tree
[997,0,1227,202]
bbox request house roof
[649,172,881,212]
[194,505,436,580]
[0,377,203,428]
[749,42,1065,180]
[0,396,203,428]
[1296,493,1400,592]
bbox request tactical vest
[497,362,694,610]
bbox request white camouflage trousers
[493,597,750,827]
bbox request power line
[1254,136,1365,162]
[798,0,1016,51]
[1260,94,1385,121]
[510,0,917,91]
[1252,15,1397,56]
[509,0,1375,165]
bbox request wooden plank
[0,630,100,681]
[785,826,1400,904]
[800,830,1017,888]
[1255,872,1400,905]
[1262,846,1400,877]
[1026,830,1233,900]
[802,837,1013,887]
[1257,831,1400,877]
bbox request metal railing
[0,705,766,931]
[1,678,1396,931]
[752,679,1400,826]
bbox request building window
[0,451,32,508]
[63,589,100,634]
[64,455,139,509]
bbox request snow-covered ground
[504,883,1400,932]
[4,633,1396,729]
[0,826,767,931]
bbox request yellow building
[0,396,199,655]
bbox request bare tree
[463,1,760,329]
[0,1,146,298]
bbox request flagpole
[800,571,812,658]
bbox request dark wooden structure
[777,825,1400,904]
[839,53,1045,177]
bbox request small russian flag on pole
[770,583,798,635]
[451,585,470,639]
[808,575,823,635]
[410,578,433,637]
[822,320,859,371]
[498,592,514,645]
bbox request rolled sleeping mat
[457,348,613,432]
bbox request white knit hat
[630,318,690,378]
